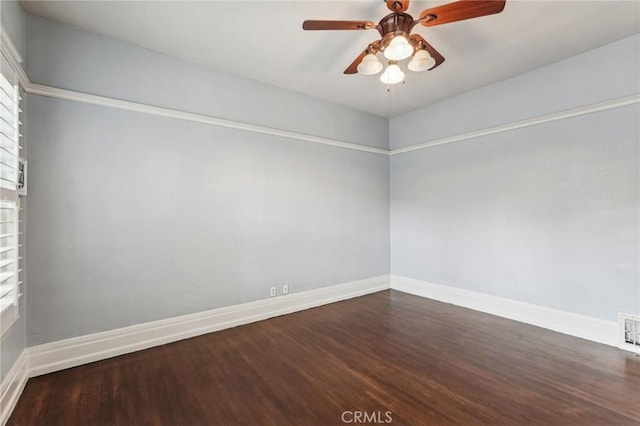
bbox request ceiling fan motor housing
[378,12,415,36]
[377,12,416,53]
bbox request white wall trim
[0,27,23,65]
[0,349,28,426]
[27,275,390,377]
[0,26,385,156]
[391,275,619,347]
[2,23,638,158]
[0,31,28,90]
[0,28,28,92]
[24,82,640,157]
[390,94,640,155]
[25,83,389,155]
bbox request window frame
[0,55,23,337]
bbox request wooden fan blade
[386,0,410,12]
[344,40,382,74]
[410,34,445,70]
[344,49,369,74]
[303,20,377,30]
[418,0,506,26]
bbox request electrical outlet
[270,286,277,297]
[282,284,289,295]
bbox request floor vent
[618,313,640,354]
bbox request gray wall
[26,15,388,150]
[15,12,640,348]
[1,0,25,60]
[0,1,26,383]
[390,34,640,321]
[25,17,390,345]
[391,35,640,149]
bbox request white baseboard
[390,275,618,347]
[28,275,390,377]
[0,350,28,426]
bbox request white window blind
[0,69,20,318]
[0,72,19,189]
[0,200,19,313]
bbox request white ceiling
[21,1,640,118]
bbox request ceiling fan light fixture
[383,33,413,61]
[357,53,383,75]
[380,61,405,85]
[408,49,436,72]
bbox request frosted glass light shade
[383,35,413,61]
[380,63,405,85]
[408,49,436,72]
[357,54,383,75]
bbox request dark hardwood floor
[9,290,640,425]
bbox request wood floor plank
[8,290,640,425]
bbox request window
[0,201,19,313]
[0,64,22,336]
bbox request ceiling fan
[303,0,506,85]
